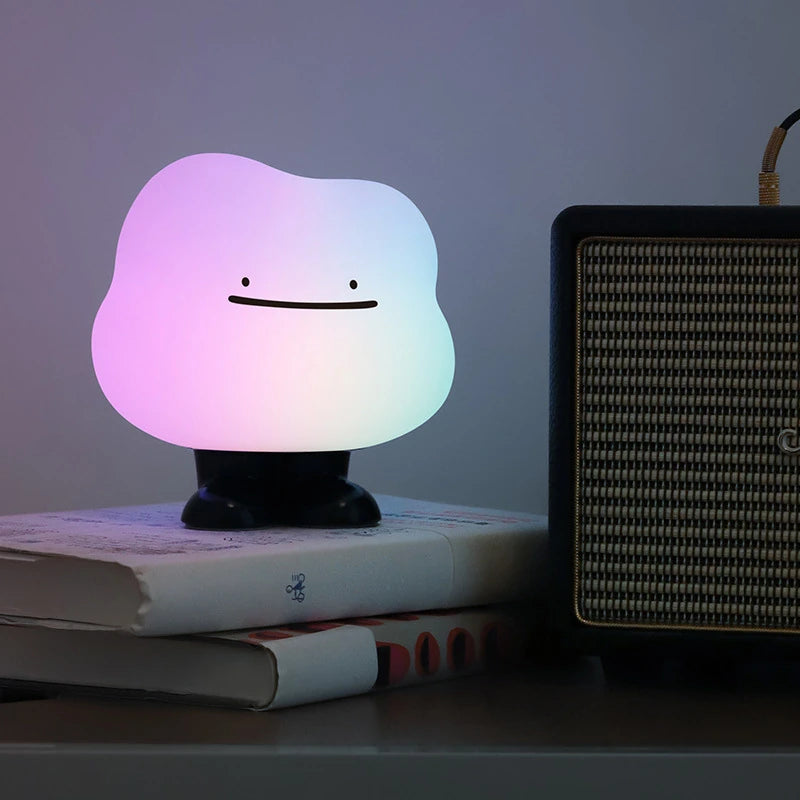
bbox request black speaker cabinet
[550,205,800,660]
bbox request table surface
[4,655,800,800]
[3,655,800,748]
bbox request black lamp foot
[180,450,381,530]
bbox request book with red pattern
[0,606,531,710]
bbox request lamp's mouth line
[228,296,378,310]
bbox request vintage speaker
[550,204,800,659]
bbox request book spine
[132,520,546,636]
[250,606,528,710]
[133,531,456,635]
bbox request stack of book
[0,495,547,710]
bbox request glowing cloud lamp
[91,154,455,530]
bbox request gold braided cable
[759,171,781,206]
[759,126,787,206]
[762,126,787,172]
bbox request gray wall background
[1,0,799,516]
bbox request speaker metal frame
[550,205,800,658]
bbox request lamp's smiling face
[91,154,455,451]
[229,270,378,310]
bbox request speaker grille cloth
[578,238,800,631]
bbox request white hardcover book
[0,606,530,710]
[0,495,546,635]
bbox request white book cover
[0,495,547,636]
[0,606,531,710]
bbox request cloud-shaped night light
[92,154,455,530]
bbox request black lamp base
[181,450,381,530]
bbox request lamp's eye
[241,277,250,287]
[349,279,358,290]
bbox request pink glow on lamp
[91,154,455,529]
